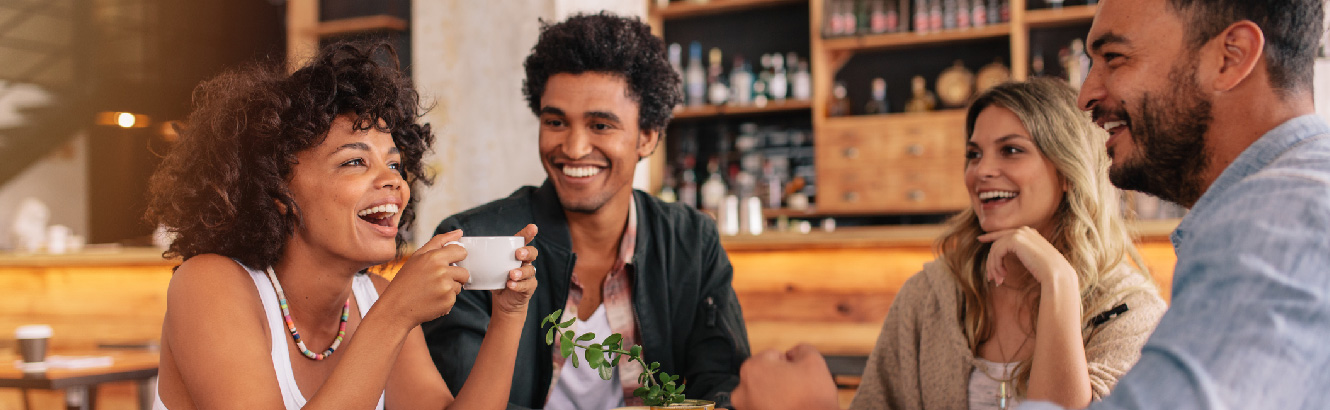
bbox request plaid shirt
[548,196,644,406]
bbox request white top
[155,262,385,410]
[545,304,624,410]
[968,358,1023,410]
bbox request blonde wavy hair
[937,78,1152,396]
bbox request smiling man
[421,13,749,410]
[1019,0,1330,409]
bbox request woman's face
[965,106,1065,235]
[287,115,408,265]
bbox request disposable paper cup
[15,325,52,372]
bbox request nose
[560,126,593,160]
[1078,64,1106,112]
[968,154,1000,182]
[377,162,404,190]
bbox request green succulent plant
[542,309,686,407]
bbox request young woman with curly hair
[146,42,539,410]
[733,79,1167,410]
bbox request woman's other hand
[492,224,539,317]
[383,229,471,326]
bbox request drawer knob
[906,144,925,156]
[844,191,860,202]
[907,189,925,202]
[843,147,860,159]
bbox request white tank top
[155,262,385,410]
[545,304,625,410]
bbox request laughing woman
[850,78,1167,410]
[146,42,538,410]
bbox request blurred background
[1,1,1328,409]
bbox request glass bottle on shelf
[1064,39,1090,90]
[760,159,783,209]
[829,81,853,117]
[971,0,986,28]
[769,53,788,102]
[870,0,887,34]
[904,75,937,112]
[729,56,753,106]
[658,166,678,203]
[686,42,706,107]
[942,0,957,30]
[929,0,944,33]
[1032,47,1046,77]
[886,0,901,32]
[669,43,684,102]
[914,0,929,33]
[864,78,890,115]
[1000,0,1010,22]
[791,61,812,101]
[701,157,727,212]
[842,0,859,36]
[956,0,971,29]
[707,47,729,105]
[679,160,698,208]
[986,0,1000,24]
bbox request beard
[1105,59,1212,208]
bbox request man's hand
[731,344,841,410]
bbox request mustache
[1091,105,1131,124]
[547,151,610,164]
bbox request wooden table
[0,350,159,410]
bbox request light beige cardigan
[849,260,1166,410]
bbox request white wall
[410,0,645,245]
[0,133,88,250]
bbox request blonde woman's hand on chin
[382,229,471,327]
[978,226,1078,290]
[492,224,540,317]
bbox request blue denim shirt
[1021,115,1330,410]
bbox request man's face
[1078,0,1214,207]
[537,72,658,214]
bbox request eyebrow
[1090,31,1130,53]
[586,111,622,123]
[332,142,400,155]
[968,134,1031,146]
[539,106,565,117]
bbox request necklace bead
[266,267,350,361]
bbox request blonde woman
[730,78,1168,410]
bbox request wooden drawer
[815,111,970,213]
[817,163,968,213]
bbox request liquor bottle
[914,0,929,33]
[841,0,859,36]
[760,159,783,209]
[730,56,753,106]
[987,0,1000,24]
[870,0,888,34]
[669,43,684,102]
[1065,39,1090,90]
[791,61,812,101]
[707,47,729,105]
[1000,0,1010,22]
[864,78,890,114]
[658,166,678,203]
[686,42,707,107]
[701,158,728,212]
[886,0,901,32]
[769,53,788,102]
[929,0,943,32]
[956,0,971,29]
[1031,47,1046,77]
[856,0,871,34]
[972,0,987,28]
[904,75,937,112]
[829,81,853,117]
[942,0,957,30]
[679,163,698,208]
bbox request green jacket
[422,181,750,409]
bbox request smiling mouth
[561,165,604,178]
[357,203,399,228]
[978,190,1018,204]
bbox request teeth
[357,203,399,217]
[978,191,1018,201]
[1103,120,1126,131]
[562,165,603,178]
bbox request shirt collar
[1172,114,1330,247]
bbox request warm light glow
[116,112,136,128]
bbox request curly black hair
[145,42,434,270]
[523,12,683,134]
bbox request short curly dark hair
[145,42,434,270]
[523,12,682,134]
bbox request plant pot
[653,399,716,410]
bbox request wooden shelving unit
[1025,4,1098,29]
[822,23,1011,53]
[314,15,408,37]
[653,0,807,20]
[672,99,812,119]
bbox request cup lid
[15,324,52,339]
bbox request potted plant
[542,310,715,410]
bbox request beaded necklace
[265,266,350,361]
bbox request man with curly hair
[422,12,749,410]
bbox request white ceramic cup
[15,324,52,372]
[446,236,524,290]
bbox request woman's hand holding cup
[491,224,539,317]
[384,229,471,325]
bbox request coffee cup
[446,236,524,290]
[15,324,52,372]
